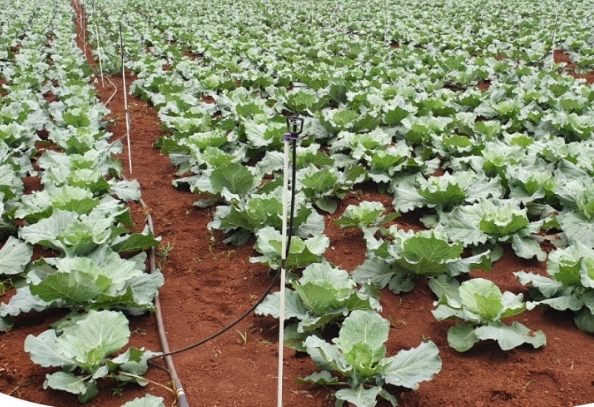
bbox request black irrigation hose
[96,55,189,405]
[141,145,295,398]
[140,197,190,407]
[149,136,299,361]
[149,268,282,360]
[91,3,303,394]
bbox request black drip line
[149,116,303,360]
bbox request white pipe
[550,2,560,70]
[81,1,86,52]
[277,137,290,407]
[95,23,104,88]
[119,22,133,174]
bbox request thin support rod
[95,23,104,87]
[119,21,132,174]
[550,3,560,71]
[277,137,291,407]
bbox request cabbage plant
[432,278,546,352]
[255,262,380,350]
[0,247,164,330]
[435,198,547,260]
[334,200,399,230]
[515,242,594,334]
[353,228,491,294]
[250,226,329,270]
[392,170,503,213]
[297,163,367,214]
[300,310,442,407]
[24,310,156,403]
[209,188,324,246]
[121,395,166,407]
[556,181,594,248]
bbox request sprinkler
[278,115,303,407]
[144,115,305,407]
[286,116,304,140]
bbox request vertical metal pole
[277,136,290,407]
[81,0,87,52]
[95,23,105,87]
[119,21,132,174]
[90,1,104,87]
[550,3,560,71]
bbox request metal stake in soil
[278,116,303,407]
[119,21,132,174]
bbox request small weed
[111,383,125,397]
[157,241,175,268]
[208,244,218,259]
[236,330,248,345]
[0,277,16,294]
[8,377,36,398]
[116,372,176,395]
[388,316,407,328]
[257,339,274,346]
[0,362,17,378]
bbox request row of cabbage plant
[0,0,165,405]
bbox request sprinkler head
[286,116,304,137]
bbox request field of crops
[2,0,594,406]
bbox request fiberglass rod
[95,22,105,87]
[81,1,87,53]
[278,135,290,407]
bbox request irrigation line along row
[96,42,290,407]
[144,126,302,360]
[89,9,304,404]
[141,197,190,407]
[96,46,188,406]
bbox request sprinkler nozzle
[286,116,304,137]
